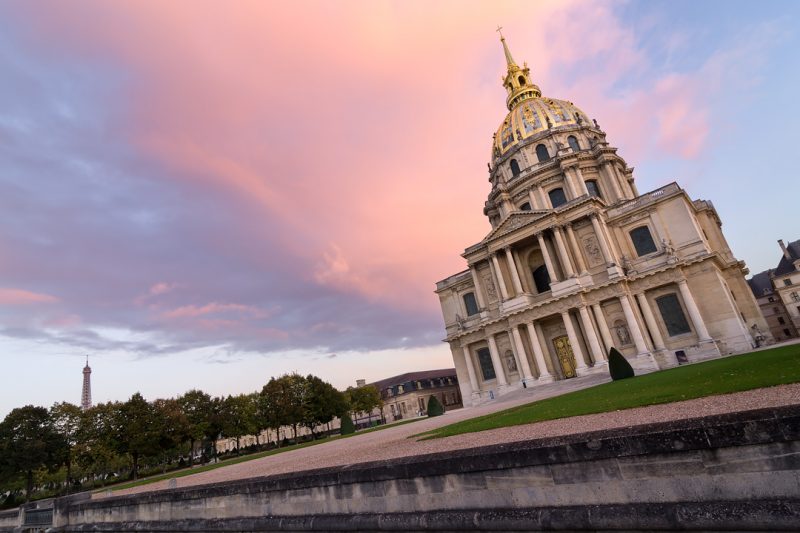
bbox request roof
[370,368,457,391]
[775,239,800,277]
[747,269,774,297]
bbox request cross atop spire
[497,26,517,68]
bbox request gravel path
[103,377,800,499]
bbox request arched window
[567,135,580,152]
[536,144,550,162]
[509,158,521,177]
[586,179,602,198]
[548,187,567,208]
[532,265,551,293]
[630,226,657,256]
[462,292,479,316]
[518,75,526,86]
[476,348,496,380]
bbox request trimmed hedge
[426,396,445,417]
[339,413,355,435]
[608,347,635,380]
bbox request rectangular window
[785,329,792,336]
[655,293,692,336]
[476,347,496,380]
[778,317,786,325]
[630,226,657,256]
[463,292,479,316]
[785,279,793,286]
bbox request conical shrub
[426,395,445,417]
[608,347,635,380]
[340,413,355,435]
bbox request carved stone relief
[581,234,604,267]
[483,275,497,302]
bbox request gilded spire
[496,26,517,69]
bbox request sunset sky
[1,1,798,416]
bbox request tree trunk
[236,436,241,455]
[189,438,195,467]
[26,470,33,502]
[132,452,139,480]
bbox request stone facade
[370,368,463,422]
[436,36,769,406]
[748,254,799,344]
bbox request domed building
[435,35,770,405]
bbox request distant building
[370,368,463,422]
[748,239,800,342]
[80,357,92,411]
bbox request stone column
[486,334,508,386]
[528,188,539,210]
[619,294,649,355]
[573,165,589,196]
[528,322,554,380]
[578,305,605,363]
[562,168,579,199]
[591,303,614,355]
[602,162,624,201]
[504,247,524,295]
[678,279,712,341]
[553,226,576,278]
[490,253,510,301]
[461,345,480,392]
[590,214,614,265]
[511,326,533,381]
[562,310,588,372]
[566,224,588,273]
[469,264,487,309]
[636,293,666,350]
[536,233,559,283]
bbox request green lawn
[102,417,425,492]
[416,343,800,440]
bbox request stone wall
[22,406,800,531]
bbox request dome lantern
[497,28,541,110]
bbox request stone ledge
[61,404,800,514]
[52,499,800,531]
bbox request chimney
[778,239,792,261]
[356,379,366,387]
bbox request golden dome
[492,97,589,159]
[491,31,590,160]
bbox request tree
[346,385,383,424]
[260,374,307,443]
[608,347,635,380]
[302,375,349,438]
[177,389,213,466]
[0,405,66,500]
[151,398,191,471]
[426,396,445,417]
[113,393,159,480]
[50,402,82,494]
[74,402,125,487]
[339,413,355,435]
[219,394,258,454]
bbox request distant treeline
[0,373,383,506]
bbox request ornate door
[552,335,577,378]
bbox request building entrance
[552,335,576,378]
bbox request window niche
[629,225,657,256]
[567,135,580,152]
[536,144,550,162]
[585,179,602,198]
[548,187,567,208]
[655,293,692,337]
[476,348,496,380]
[462,292,479,316]
[520,202,531,211]
[510,158,521,177]
[532,264,551,293]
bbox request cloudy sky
[1,0,798,416]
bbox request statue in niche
[661,238,677,263]
[613,321,632,346]
[505,350,518,373]
[545,115,553,129]
[575,112,583,125]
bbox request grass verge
[102,417,425,492]
[416,343,800,440]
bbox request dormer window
[520,202,531,211]
[536,144,550,162]
[510,158,521,177]
[518,75,526,86]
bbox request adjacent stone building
[371,368,463,422]
[435,35,769,406]
[748,239,800,342]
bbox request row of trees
[0,374,383,504]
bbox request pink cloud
[0,288,58,305]
[161,302,266,320]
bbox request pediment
[482,210,549,243]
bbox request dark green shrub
[340,413,355,435]
[426,396,445,417]
[608,347,635,380]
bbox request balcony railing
[607,182,680,218]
